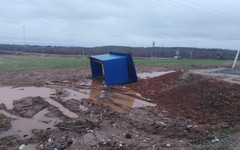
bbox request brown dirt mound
[128,72,240,125]
[127,71,184,98]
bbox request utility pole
[23,25,26,45]
[190,51,192,59]
[152,41,155,58]
[232,50,240,69]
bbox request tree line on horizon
[0,44,237,60]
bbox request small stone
[166,143,171,147]
[67,140,73,145]
[60,144,65,150]
[212,139,216,143]
[125,134,131,139]
[119,143,123,147]
[40,144,43,149]
[23,134,28,137]
[212,137,219,143]
[103,142,107,145]
[19,144,25,150]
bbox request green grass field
[0,55,89,71]
[134,58,234,68]
[0,55,236,72]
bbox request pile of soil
[128,72,240,125]
[127,71,183,98]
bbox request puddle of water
[46,81,76,86]
[103,103,130,114]
[112,93,156,108]
[79,79,92,86]
[62,89,89,101]
[0,87,54,109]
[81,131,107,146]
[0,108,61,139]
[88,89,156,114]
[0,87,78,118]
[137,71,175,79]
[91,78,105,86]
[233,78,240,81]
[89,89,102,103]
[0,82,155,118]
[132,99,156,108]
[81,132,99,146]
[89,86,155,108]
[190,68,240,85]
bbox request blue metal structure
[90,52,138,86]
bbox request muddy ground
[0,66,240,150]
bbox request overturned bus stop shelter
[90,52,138,86]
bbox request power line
[158,0,237,23]
[158,0,219,18]
[183,0,238,20]
[163,0,231,20]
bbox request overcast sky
[0,0,240,49]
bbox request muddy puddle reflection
[88,79,156,114]
[0,87,78,118]
[61,86,155,114]
[59,78,156,114]
[0,108,61,139]
[137,71,175,79]
[0,80,156,116]
[62,89,90,101]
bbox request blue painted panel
[103,57,129,86]
[109,52,138,83]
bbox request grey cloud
[0,0,240,49]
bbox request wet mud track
[0,67,240,149]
